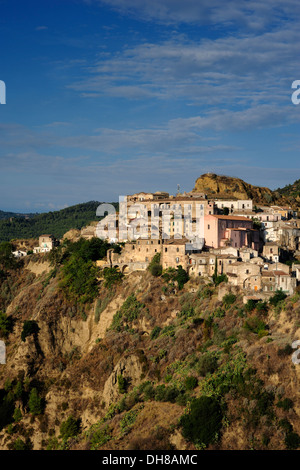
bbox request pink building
[204,215,259,250]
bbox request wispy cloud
[92,0,300,29]
[68,26,300,116]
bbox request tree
[60,256,100,303]
[102,267,124,289]
[269,290,287,306]
[0,311,13,338]
[0,242,17,270]
[180,396,223,447]
[13,407,22,423]
[148,253,162,277]
[176,265,189,290]
[28,388,43,416]
[60,416,81,440]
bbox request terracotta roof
[207,215,253,221]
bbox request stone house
[213,199,253,213]
[33,234,58,253]
[225,261,262,291]
[261,270,297,296]
[187,253,238,278]
[263,242,280,263]
[204,214,259,250]
[292,264,300,282]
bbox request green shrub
[244,299,256,312]
[184,376,198,391]
[243,316,268,335]
[110,294,145,331]
[276,398,293,411]
[269,290,287,306]
[117,375,128,394]
[13,407,22,423]
[142,382,155,401]
[222,293,236,307]
[150,326,162,340]
[176,266,189,290]
[285,432,300,450]
[12,438,31,450]
[60,256,100,303]
[213,274,228,286]
[60,416,81,440]
[0,311,13,337]
[197,352,218,376]
[279,418,293,433]
[103,267,124,289]
[256,301,269,314]
[28,388,43,416]
[277,344,293,356]
[148,253,162,277]
[180,396,223,447]
[90,426,111,450]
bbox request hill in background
[276,178,300,205]
[0,201,118,242]
[193,173,297,207]
[0,210,36,221]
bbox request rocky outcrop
[192,173,289,205]
[103,354,144,408]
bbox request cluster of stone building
[12,234,58,257]
[98,190,300,299]
[15,189,300,300]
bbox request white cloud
[67,25,300,116]
[92,0,300,29]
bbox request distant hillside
[0,210,36,221]
[192,173,294,206]
[0,201,118,242]
[276,179,300,205]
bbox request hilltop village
[14,187,300,303]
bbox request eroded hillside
[0,250,300,450]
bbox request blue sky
[0,0,300,212]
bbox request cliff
[192,173,292,206]
[0,250,300,451]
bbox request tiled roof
[207,215,253,221]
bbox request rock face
[192,173,286,205]
[103,354,144,408]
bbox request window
[165,248,168,252]
[176,257,179,263]
[177,248,179,252]
[208,224,210,230]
